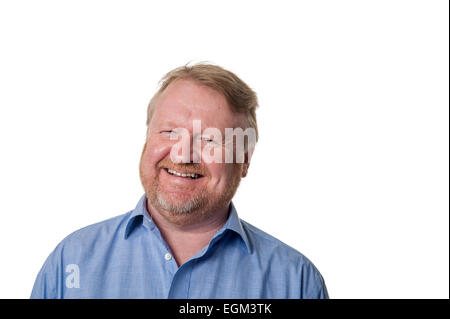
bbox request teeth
[167,169,200,179]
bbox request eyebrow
[152,119,181,130]
[161,119,180,127]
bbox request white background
[0,0,448,299]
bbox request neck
[146,201,230,267]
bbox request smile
[164,168,203,180]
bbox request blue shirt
[31,195,328,299]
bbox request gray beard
[143,165,243,218]
[155,190,206,214]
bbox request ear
[241,162,250,178]
[241,148,253,178]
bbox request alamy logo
[167,120,257,164]
[65,264,80,288]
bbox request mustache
[157,158,209,177]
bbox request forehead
[150,79,247,129]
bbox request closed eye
[161,130,179,139]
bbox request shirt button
[164,253,172,261]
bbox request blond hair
[146,63,259,141]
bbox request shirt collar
[124,194,251,254]
[223,201,251,254]
[124,194,149,239]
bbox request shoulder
[240,219,327,296]
[30,211,133,298]
[241,219,311,263]
[48,211,132,261]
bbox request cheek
[140,139,172,174]
[207,163,238,185]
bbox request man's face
[139,79,250,226]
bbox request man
[31,63,328,298]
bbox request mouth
[163,168,204,180]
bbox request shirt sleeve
[316,277,329,299]
[30,248,61,299]
[301,260,330,299]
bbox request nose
[169,131,202,164]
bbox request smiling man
[31,63,328,299]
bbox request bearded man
[31,63,328,299]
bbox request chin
[156,191,205,215]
